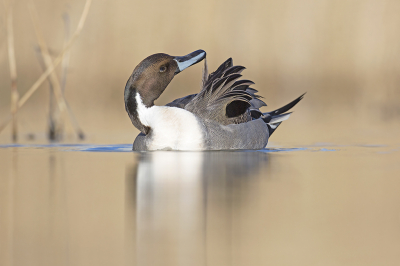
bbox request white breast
[136,94,204,151]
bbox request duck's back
[167,58,267,126]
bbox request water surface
[0,144,399,266]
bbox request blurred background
[2,2,400,266]
[1,0,400,144]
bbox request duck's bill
[174,50,206,74]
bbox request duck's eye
[159,66,167,72]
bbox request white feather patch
[268,123,278,129]
[269,113,291,124]
[135,94,204,151]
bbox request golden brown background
[1,2,400,266]
[1,0,400,144]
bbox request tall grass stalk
[30,2,85,140]
[6,2,19,141]
[0,0,92,136]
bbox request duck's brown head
[124,50,206,133]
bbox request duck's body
[132,110,269,151]
[124,50,304,151]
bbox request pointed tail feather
[265,93,306,116]
[262,112,292,123]
[267,122,282,136]
[263,93,305,136]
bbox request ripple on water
[0,144,323,153]
[3,144,399,153]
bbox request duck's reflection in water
[125,151,270,266]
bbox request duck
[124,49,304,151]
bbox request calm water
[0,144,400,266]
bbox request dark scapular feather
[224,66,246,76]
[204,58,233,87]
[232,85,250,91]
[250,98,267,109]
[232,80,255,87]
[246,88,258,94]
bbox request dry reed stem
[61,13,85,139]
[0,1,6,37]
[61,13,71,94]
[45,14,71,140]
[30,2,85,140]
[0,0,92,134]
[34,47,61,140]
[29,2,68,132]
[34,33,85,140]
[65,102,85,140]
[5,1,19,141]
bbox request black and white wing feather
[184,58,267,125]
[166,58,305,135]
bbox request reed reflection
[125,151,270,266]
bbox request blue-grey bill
[174,50,206,74]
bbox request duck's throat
[124,87,151,135]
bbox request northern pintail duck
[124,50,304,151]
